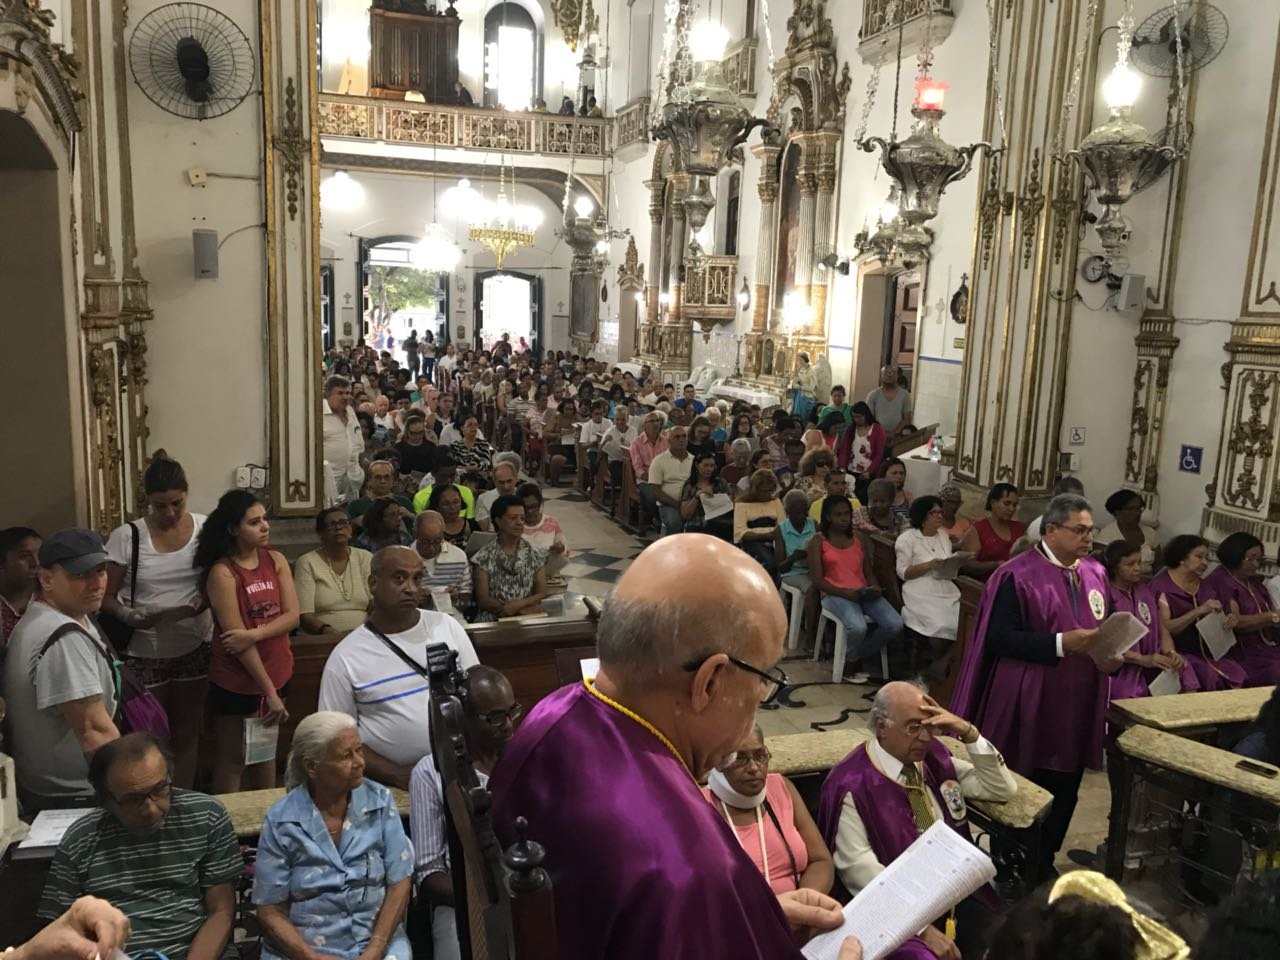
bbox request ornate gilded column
[809,131,840,333]
[263,0,325,515]
[660,173,693,382]
[616,237,645,362]
[794,158,818,309]
[743,140,782,379]
[639,177,665,357]
[666,173,689,321]
[953,0,1095,503]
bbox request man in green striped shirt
[38,734,244,960]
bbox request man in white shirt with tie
[818,681,1016,960]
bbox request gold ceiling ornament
[551,0,595,53]
[467,164,540,270]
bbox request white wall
[126,0,268,513]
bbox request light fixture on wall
[737,276,751,312]
[650,3,775,264]
[1055,0,1186,264]
[854,183,932,269]
[320,170,364,212]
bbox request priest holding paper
[490,534,862,960]
[818,682,1016,959]
[950,494,1121,880]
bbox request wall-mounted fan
[1127,3,1229,192]
[129,3,255,120]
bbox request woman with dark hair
[687,415,718,461]
[352,498,413,552]
[729,412,759,452]
[607,383,626,416]
[1204,532,1280,686]
[1150,534,1246,691]
[895,495,963,681]
[679,452,734,541]
[1104,539,1196,700]
[958,482,1026,577]
[877,457,913,526]
[449,414,494,477]
[795,448,836,504]
[427,483,477,549]
[102,454,212,787]
[294,507,373,636]
[734,469,786,578]
[982,876,1154,960]
[835,402,886,492]
[806,495,902,684]
[195,490,299,793]
[816,411,845,451]
[473,495,549,622]
[1097,489,1159,577]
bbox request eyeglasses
[480,703,524,728]
[682,654,789,705]
[324,518,351,530]
[899,719,931,738]
[722,748,772,770]
[1055,523,1094,538]
[111,778,172,809]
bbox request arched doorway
[475,270,542,354]
[0,110,77,530]
[357,235,450,352]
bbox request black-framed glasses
[482,703,524,728]
[723,748,772,770]
[682,654,789,705]
[111,778,172,810]
[324,518,351,530]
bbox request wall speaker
[193,228,219,279]
[1118,273,1145,311]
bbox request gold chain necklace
[583,677,695,783]
[323,549,353,601]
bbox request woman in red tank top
[195,490,299,792]
[958,482,1026,578]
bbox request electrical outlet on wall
[250,467,267,488]
[234,467,251,488]
[187,167,208,186]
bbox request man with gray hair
[951,493,1118,881]
[322,375,364,503]
[476,454,521,530]
[818,682,1015,958]
[413,511,471,624]
[491,534,861,959]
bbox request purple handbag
[40,622,172,739]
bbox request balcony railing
[683,255,739,325]
[318,94,612,158]
[615,97,650,150]
[724,38,758,100]
[859,0,954,61]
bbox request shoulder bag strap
[762,796,802,887]
[364,621,430,680]
[128,520,141,607]
[38,621,122,704]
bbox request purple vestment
[491,682,805,960]
[1107,581,1201,700]
[949,549,1110,775]
[1204,566,1280,686]
[1148,571,1246,690]
[817,740,998,960]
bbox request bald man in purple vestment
[950,493,1122,881]
[490,534,863,960]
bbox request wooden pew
[936,576,986,710]
[468,615,599,713]
[866,532,904,611]
[888,422,940,458]
[615,448,643,532]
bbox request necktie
[901,764,936,833]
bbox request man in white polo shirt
[318,545,478,789]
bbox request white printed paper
[700,492,735,520]
[244,716,279,766]
[801,821,996,960]
[933,552,972,581]
[1088,612,1149,666]
[1147,669,1182,697]
[13,808,93,859]
[431,588,455,616]
[1197,612,1237,661]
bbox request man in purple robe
[490,534,862,960]
[819,682,1016,960]
[950,493,1121,880]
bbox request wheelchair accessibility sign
[1179,445,1203,474]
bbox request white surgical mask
[707,767,766,810]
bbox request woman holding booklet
[1149,534,1245,691]
[1203,531,1280,686]
[1103,540,1199,700]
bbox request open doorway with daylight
[475,270,542,354]
[359,237,449,354]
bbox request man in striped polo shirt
[414,510,471,624]
[38,733,244,960]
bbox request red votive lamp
[916,78,949,112]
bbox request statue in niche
[814,352,832,403]
[773,142,802,313]
[763,338,775,376]
[775,346,787,382]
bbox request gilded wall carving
[1241,21,1280,319]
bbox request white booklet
[933,551,973,581]
[801,821,996,960]
[1197,612,1237,661]
[1147,669,1182,697]
[1088,612,1149,666]
[13,807,93,860]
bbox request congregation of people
[2,334,1279,960]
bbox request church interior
[2,0,1280,957]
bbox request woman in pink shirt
[703,724,833,896]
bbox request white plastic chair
[779,581,806,650]
[814,607,891,684]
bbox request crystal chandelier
[466,163,542,270]
[1055,0,1184,264]
[857,3,996,229]
[854,185,933,270]
[650,7,773,263]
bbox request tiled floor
[541,482,1114,874]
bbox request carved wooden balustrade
[682,255,739,339]
[614,97,650,149]
[318,94,613,157]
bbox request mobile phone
[1235,758,1279,778]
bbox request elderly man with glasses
[819,682,1016,960]
[489,534,862,960]
[38,733,244,960]
[414,510,471,624]
[951,493,1122,883]
[409,665,519,960]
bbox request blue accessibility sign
[1178,445,1203,474]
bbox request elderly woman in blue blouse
[253,711,413,960]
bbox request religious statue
[813,351,833,404]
